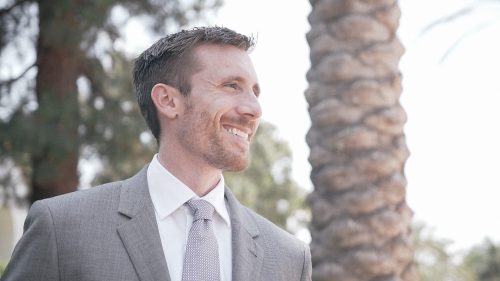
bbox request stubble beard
[178,105,250,172]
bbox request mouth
[223,125,251,142]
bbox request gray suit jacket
[1,166,311,281]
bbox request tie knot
[186,199,215,221]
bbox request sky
[399,0,500,251]
[204,0,500,252]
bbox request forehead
[191,44,258,81]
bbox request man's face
[176,44,261,171]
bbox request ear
[151,83,182,119]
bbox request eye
[224,82,239,90]
[253,85,261,98]
[253,88,260,98]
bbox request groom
[1,26,311,281]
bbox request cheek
[210,107,231,126]
[188,107,218,134]
[190,95,232,126]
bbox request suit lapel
[117,166,171,281]
[225,187,264,281]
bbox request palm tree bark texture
[305,0,418,280]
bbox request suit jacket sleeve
[1,200,60,281]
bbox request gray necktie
[182,199,220,281]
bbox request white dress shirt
[147,155,232,281]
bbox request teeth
[226,127,249,140]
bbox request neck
[157,147,222,197]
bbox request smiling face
[175,44,262,171]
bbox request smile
[225,127,250,141]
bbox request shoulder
[235,203,310,269]
[242,205,306,250]
[25,180,135,239]
[225,187,308,254]
[237,205,312,280]
[25,180,128,249]
[35,164,149,214]
[35,180,124,216]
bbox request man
[1,26,311,281]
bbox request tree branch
[420,5,476,36]
[440,21,493,63]
[0,62,36,88]
[0,0,33,17]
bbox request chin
[226,164,247,172]
[223,156,250,172]
[206,147,250,171]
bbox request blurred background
[1,0,500,280]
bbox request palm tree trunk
[306,0,418,280]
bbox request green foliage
[78,51,158,186]
[413,222,476,281]
[413,222,500,281]
[463,239,500,281]
[224,122,308,232]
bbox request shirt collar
[147,154,230,226]
[198,175,230,226]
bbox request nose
[236,93,262,120]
